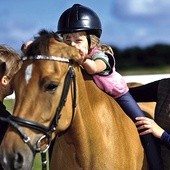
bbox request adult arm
[135,117,164,138]
[161,131,170,147]
[135,117,170,147]
[0,102,11,144]
[129,80,160,102]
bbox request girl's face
[63,32,89,56]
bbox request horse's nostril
[14,152,24,169]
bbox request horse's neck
[68,67,109,141]
[54,67,145,169]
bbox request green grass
[4,98,15,113]
[33,154,42,170]
[33,154,49,170]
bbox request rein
[0,55,77,170]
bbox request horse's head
[25,29,81,60]
[0,29,81,169]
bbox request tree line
[111,43,170,71]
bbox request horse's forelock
[25,29,62,58]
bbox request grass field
[3,99,49,170]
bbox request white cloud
[1,0,170,50]
[128,0,159,15]
[135,28,148,38]
[102,0,170,48]
[114,0,170,20]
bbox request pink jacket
[91,49,129,98]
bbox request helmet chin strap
[87,34,91,50]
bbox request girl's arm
[77,49,108,75]
[81,58,106,75]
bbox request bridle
[0,55,77,170]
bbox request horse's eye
[45,83,58,91]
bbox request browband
[22,55,70,63]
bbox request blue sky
[1,0,170,51]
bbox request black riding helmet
[57,4,102,38]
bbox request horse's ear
[21,41,33,55]
[54,33,63,42]
[25,41,42,56]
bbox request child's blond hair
[89,35,114,56]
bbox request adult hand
[135,117,164,139]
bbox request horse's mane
[25,29,63,57]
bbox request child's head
[0,45,21,81]
[57,4,102,52]
[57,4,102,38]
[0,45,22,98]
[62,31,89,56]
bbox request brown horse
[0,30,148,170]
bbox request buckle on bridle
[36,135,51,153]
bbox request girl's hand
[77,48,89,65]
[135,117,164,139]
